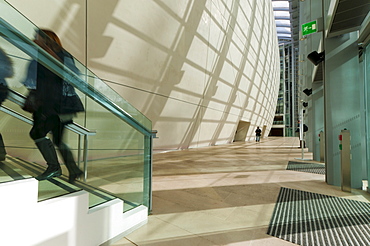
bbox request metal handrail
[7,89,95,136]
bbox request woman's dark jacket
[24,50,84,117]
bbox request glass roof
[272,0,292,42]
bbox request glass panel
[0,0,151,131]
[74,62,152,132]
[0,157,32,183]
[285,127,293,137]
[0,0,152,212]
[81,93,147,211]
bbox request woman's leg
[30,113,61,180]
[52,119,83,183]
[0,133,6,161]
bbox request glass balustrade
[0,0,152,212]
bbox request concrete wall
[5,0,280,151]
[324,32,362,188]
[364,46,370,191]
[299,0,367,189]
[298,0,325,160]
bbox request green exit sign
[302,20,317,36]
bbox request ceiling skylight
[272,0,292,43]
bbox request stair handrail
[6,89,96,136]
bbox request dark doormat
[267,187,370,246]
[287,161,325,175]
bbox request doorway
[234,121,251,142]
[262,125,267,138]
[269,128,284,136]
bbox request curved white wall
[7,0,280,150]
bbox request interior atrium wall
[364,45,370,190]
[299,0,325,160]
[7,0,280,150]
[324,33,363,188]
[300,0,367,189]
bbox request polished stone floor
[112,137,370,246]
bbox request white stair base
[0,178,148,246]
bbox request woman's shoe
[69,170,83,183]
[36,166,62,180]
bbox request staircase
[0,175,148,245]
[0,0,152,244]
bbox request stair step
[2,156,117,208]
[0,160,32,183]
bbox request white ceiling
[272,0,293,43]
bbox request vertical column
[299,108,304,158]
[319,131,325,162]
[339,129,351,192]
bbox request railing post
[144,130,157,212]
[143,135,151,212]
[83,135,88,182]
[77,134,82,168]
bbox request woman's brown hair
[38,29,63,52]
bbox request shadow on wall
[30,0,278,150]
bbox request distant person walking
[255,126,262,142]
